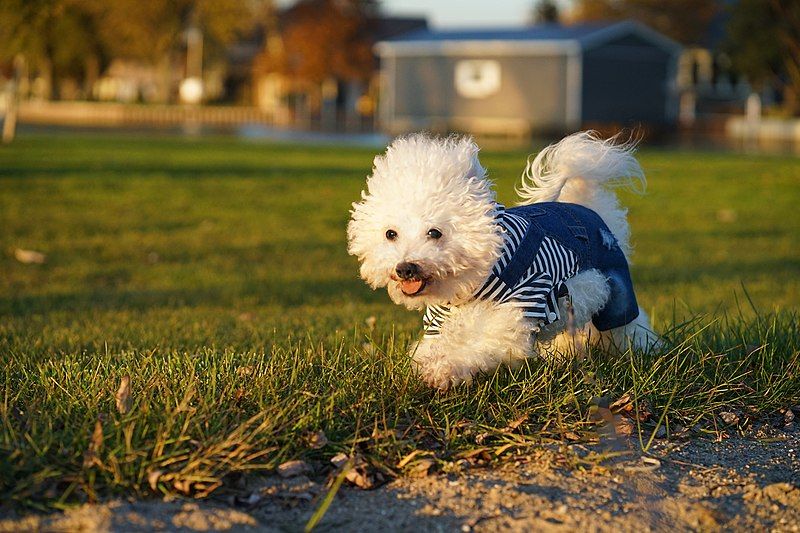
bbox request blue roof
[385,23,617,43]
[378,20,682,53]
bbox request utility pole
[180,9,204,105]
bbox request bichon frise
[348,132,659,389]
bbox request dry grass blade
[305,460,351,532]
[396,450,425,469]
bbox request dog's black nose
[395,262,420,280]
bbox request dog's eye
[427,228,443,240]
[385,229,398,241]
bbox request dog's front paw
[410,344,475,390]
[418,361,474,390]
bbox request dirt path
[3,431,799,532]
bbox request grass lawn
[1,133,798,508]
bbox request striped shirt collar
[423,202,577,338]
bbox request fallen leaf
[14,248,46,264]
[330,453,374,489]
[610,394,652,422]
[614,416,635,437]
[306,430,328,449]
[407,458,435,477]
[330,452,349,468]
[609,394,631,411]
[345,465,374,489]
[719,411,739,426]
[277,460,311,478]
[148,469,164,491]
[173,479,192,494]
[83,417,104,468]
[115,375,131,414]
[505,413,528,431]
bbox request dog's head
[347,134,502,310]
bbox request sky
[380,0,572,28]
[274,0,574,29]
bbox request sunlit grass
[1,133,798,507]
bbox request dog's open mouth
[400,278,427,296]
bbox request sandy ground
[3,429,799,532]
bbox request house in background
[674,5,751,128]
[375,21,682,136]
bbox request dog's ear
[458,136,487,183]
[347,193,371,259]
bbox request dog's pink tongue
[401,279,423,295]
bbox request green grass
[1,133,798,508]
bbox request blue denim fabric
[505,202,640,331]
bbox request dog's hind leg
[537,269,609,358]
[581,307,661,354]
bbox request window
[454,60,501,99]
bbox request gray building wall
[388,54,570,133]
[582,34,675,124]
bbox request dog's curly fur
[348,132,659,388]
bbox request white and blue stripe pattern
[423,204,578,338]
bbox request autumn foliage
[255,0,377,84]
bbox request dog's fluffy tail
[516,131,645,257]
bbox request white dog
[348,132,659,389]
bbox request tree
[570,0,720,46]
[0,0,107,99]
[0,0,258,101]
[725,0,800,115]
[93,0,254,65]
[257,0,377,85]
[531,0,560,24]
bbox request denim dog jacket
[504,202,640,331]
[423,202,639,337]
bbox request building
[375,21,682,136]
